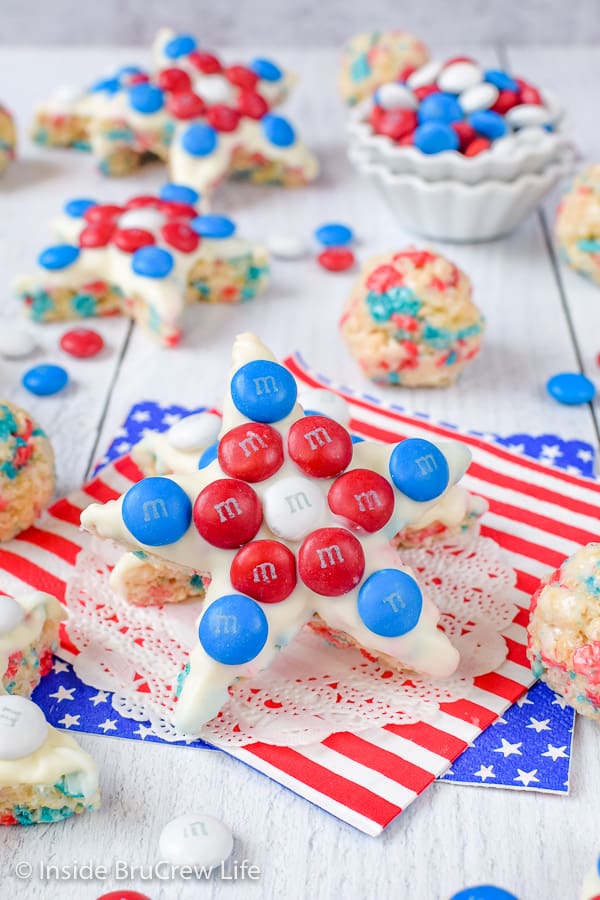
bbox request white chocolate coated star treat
[32,29,318,200]
[0,104,16,174]
[83,334,473,733]
[0,594,66,697]
[338,30,429,106]
[528,542,600,719]
[0,695,99,825]
[16,187,268,346]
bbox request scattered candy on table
[318,247,356,272]
[22,363,69,396]
[0,324,36,359]
[546,372,596,405]
[314,222,354,247]
[555,164,600,286]
[60,327,105,358]
[96,892,152,900]
[158,813,234,867]
[266,235,307,259]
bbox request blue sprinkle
[357,569,423,637]
[128,83,164,115]
[122,477,192,546]
[578,239,600,253]
[414,122,459,154]
[314,223,354,247]
[261,114,295,148]
[164,34,197,60]
[38,245,80,271]
[231,360,297,423]
[389,438,449,501]
[132,246,174,279]
[22,364,69,397]
[469,109,508,140]
[159,183,200,205]
[418,92,463,125]
[181,123,218,157]
[191,215,236,239]
[483,69,519,92]
[250,57,283,82]
[199,594,269,665]
[198,442,219,469]
[64,198,97,219]
[546,372,595,406]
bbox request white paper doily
[62,534,517,746]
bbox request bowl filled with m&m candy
[347,55,574,241]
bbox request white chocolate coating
[0,593,66,692]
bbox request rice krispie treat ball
[338,31,429,106]
[555,164,600,286]
[528,542,600,718]
[340,247,484,387]
[0,105,16,174]
[1,593,66,697]
[0,402,55,541]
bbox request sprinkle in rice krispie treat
[0,402,55,541]
[555,164,600,286]
[528,542,600,718]
[16,186,269,347]
[1,594,66,697]
[340,247,484,387]
[0,695,99,825]
[338,31,429,106]
[0,105,16,174]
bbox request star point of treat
[82,332,471,733]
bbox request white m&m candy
[459,82,499,114]
[506,103,551,128]
[0,324,37,360]
[266,235,307,260]
[263,475,327,541]
[167,411,222,452]
[0,597,25,634]
[117,209,165,231]
[0,696,48,760]
[407,60,443,90]
[193,75,231,105]
[376,83,417,111]
[159,813,234,867]
[438,61,483,94]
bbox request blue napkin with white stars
[33,400,581,791]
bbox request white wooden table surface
[0,42,599,900]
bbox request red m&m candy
[97,892,152,900]
[79,223,115,248]
[60,327,105,359]
[516,78,543,105]
[113,228,155,253]
[464,136,491,157]
[160,200,198,220]
[125,195,162,210]
[158,67,192,94]
[374,109,417,142]
[451,120,477,150]
[207,104,241,132]
[84,204,123,226]
[414,84,438,101]
[160,221,200,253]
[218,423,284,483]
[189,51,222,74]
[225,65,259,90]
[230,540,296,603]
[318,248,355,273]
[237,90,269,120]
[298,527,365,596]
[167,91,207,120]
[328,469,394,532]
[491,89,520,115]
[288,415,352,478]
[193,479,262,549]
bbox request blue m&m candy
[38,245,80,271]
[64,198,97,219]
[388,438,449,501]
[314,223,354,247]
[164,34,197,60]
[414,122,459,154]
[357,569,423,637]
[418,92,463,124]
[129,83,164,115]
[469,110,508,140]
[122,477,192,546]
[199,594,269,665]
[115,65,145,79]
[90,77,120,94]
[198,442,219,469]
[182,123,218,157]
[546,372,596,405]
[249,58,282,82]
[132,246,174,279]
[159,183,200,205]
[483,69,519,93]
[22,364,69,397]
[191,215,236,239]
[261,114,295,148]
[231,360,297,423]
[450,887,520,900]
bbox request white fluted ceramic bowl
[349,145,573,242]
